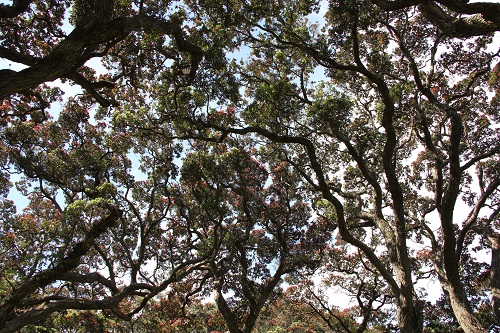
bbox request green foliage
[307,94,353,131]
[1,1,499,333]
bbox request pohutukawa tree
[0,1,499,333]
[0,92,222,332]
[178,139,334,333]
[183,0,500,332]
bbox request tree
[0,93,221,332]
[0,1,221,332]
[176,138,334,333]
[1,1,499,333]
[182,0,499,332]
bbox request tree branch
[0,0,32,19]
[418,1,500,37]
[0,15,203,100]
[0,204,122,331]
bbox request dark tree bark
[490,233,500,323]
[0,15,202,101]
[0,0,32,18]
[372,0,500,37]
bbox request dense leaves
[1,1,499,333]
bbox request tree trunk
[490,233,500,322]
[396,295,423,333]
[445,285,488,333]
[213,282,241,333]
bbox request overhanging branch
[0,15,203,101]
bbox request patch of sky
[307,0,329,29]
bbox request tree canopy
[1,1,499,333]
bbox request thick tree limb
[419,1,499,37]
[0,46,38,66]
[0,283,151,333]
[436,0,500,22]
[0,15,203,100]
[489,229,500,323]
[372,0,500,37]
[0,0,32,18]
[64,71,117,107]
